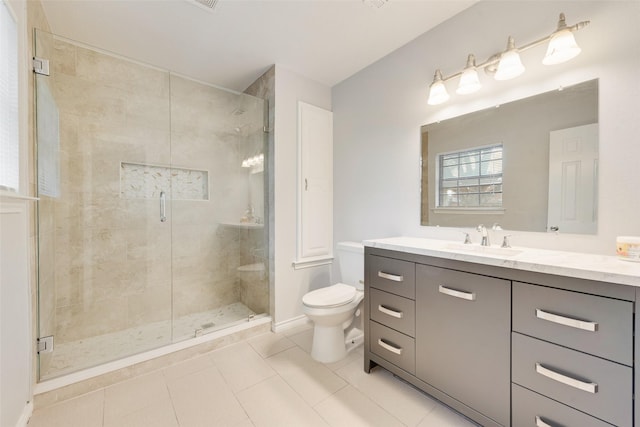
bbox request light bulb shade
[427,70,449,105]
[543,29,581,65]
[457,67,481,95]
[495,50,525,80]
[428,80,449,105]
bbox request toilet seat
[302,283,356,308]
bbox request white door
[297,102,333,262]
[547,123,599,234]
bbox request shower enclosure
[35,30,269,380]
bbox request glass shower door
[35,30,174,379]
[169,75,269,340]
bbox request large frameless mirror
[421,79,598,234]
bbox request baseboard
[16,401,33,427]
[273,315,310,333]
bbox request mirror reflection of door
[547,123,599,234]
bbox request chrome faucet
[476,224,490,246]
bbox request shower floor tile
[41,302,256,380]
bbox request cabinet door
[513,281,633,365]
[296,101,333,261]
[369,288,415,337]
[415,265,510,427]
[512,384,613,427]
[512,332,632,427]
[368,255,415,299]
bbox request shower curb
[33,318,271,409]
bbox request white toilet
[302,242,364,363]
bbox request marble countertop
[363,236,640,288]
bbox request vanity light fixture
[543,13,583,65]
[456,54,482,95]
[427,69,450,105]
[494,36,525,81]
[427,12,590,106]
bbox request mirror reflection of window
[437,144,503,208]
[0,0,19,193]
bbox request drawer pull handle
[535,416,556,427]
[378,305,403,319]
[378,339,402,355]
[378,271,404,282]
[535,363,598,394]
[535,309,598,332]
[438,285,476,301]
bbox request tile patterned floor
[28,324,479,427]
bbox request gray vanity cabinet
[364,246,638,427]
[415,265,511,427]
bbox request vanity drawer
[369,288,415,337]
[512,384,613,427]
[513,281,633,365]
[369,321,415,374]
[512,333,632,427]
[368,255,415,299]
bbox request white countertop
[363,236,640,288]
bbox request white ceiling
[40,0,476,92]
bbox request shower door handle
[160,191,167,222]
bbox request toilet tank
[336,242,364,290]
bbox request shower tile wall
[36,31,268,378]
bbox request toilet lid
[303,283,356,308]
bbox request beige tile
[236,376,328,427]
[104,371,170,424]
[55,296,129,343]
[247,331,296,358]
[417,404,479,427]
[233,418,256,427]
[315,385,404,427]
[266,346,347,406]
[162,354,214,382]
[166,366,248,427]
[27,389,104,427]
[287,328,313,353]
[209,341,276,393]
[104,398,178,427]
[336,360,437,426]
[323,346,364,372]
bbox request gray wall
[333,1,640,255]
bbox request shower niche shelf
[120,162,209,201]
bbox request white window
[0,0,19,193]
[437,144,503,208]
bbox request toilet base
[310,326,363,364]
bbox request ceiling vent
[188,0,219,12]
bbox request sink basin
[443,243,523,257]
